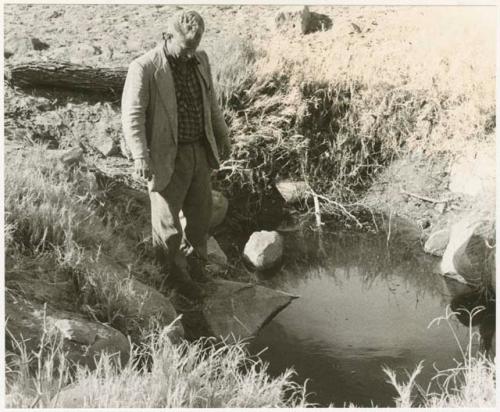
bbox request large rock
[440,216,495,286]
[128,278,183,340]
[424,228,450,256]
[244,231,284,270]
[179,280,296,340]
[449,147,495,197]
[275,6,332,35]
[275,6,312,35]
[275,179,309,203]
[210,190,229,229]
[5,299,130,370]
[5,36,50,56]
[180,190,228,230]
[207,236,228,273]
[89,254,183,339]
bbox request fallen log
[5,61,127,95]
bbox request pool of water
[249,230,490,407]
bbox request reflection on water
[250,230,492,407]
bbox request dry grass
[382,305,496,408]
[207,7,495,224]
[5,324,310,408]
[4,145,161,338]
[3,5,496,407]
[5,6,495,223]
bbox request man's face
[168,31,202,60]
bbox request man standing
[121,10,230,300]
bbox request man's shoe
[187,256,212,283]
[173,278,204,301]
[168,267,205,300]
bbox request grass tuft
[382,305,496,408]
[6,324,310,408]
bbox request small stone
[351,22,362,33]
[419,219,431,230]
[60,147,84,166]
[5,36,49,56]
[93,135,119,157]
[71,43,102,60]
[243,230,284,270]
[31,37,50,51]
[276,180,309,203]
[49,10,64,19]
[435,202,446,214]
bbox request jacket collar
[154,44,210,90]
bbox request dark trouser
[149,141,212,279]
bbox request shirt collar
[164,44,200,67]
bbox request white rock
[243,230,284,270]
[92,135,119,157]
[434,202,446,214]
[276,179,309,203]
[449,146,495,197]
[424,229,450,256]
[6,300,130,371]
[440,216,494,286]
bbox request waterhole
[249,230,494,407]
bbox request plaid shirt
[167,53,205,143]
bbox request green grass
[5,325,310,408]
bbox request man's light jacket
[121,44,230,192]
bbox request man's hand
[134,157,153,180]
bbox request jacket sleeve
[121,60,150,160]
[202,51,230,151]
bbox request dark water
[249,230,492,407]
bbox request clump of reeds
[6,324,310,408]
[382,305,496,408]
[214,47,431,223]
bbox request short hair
[166,10,205,42]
